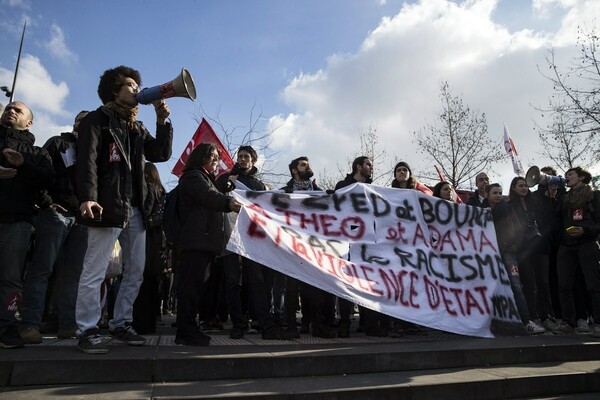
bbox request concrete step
[1,360,599,399]
[0,334,598,387]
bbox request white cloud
[0,54,69,118]
[46,23,78,63]
[268,0,599,189]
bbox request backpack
[162,185,180,244]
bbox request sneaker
[541,318,559,333]
[229,326,244,339]
[576,319,591,334]
[78,329,108,354]
[285,325,300,339]
[525,320,546,335]
[175,331,211,346]
[0,326,25,349]
[555,320,576,335]
[109,325,146,346]
[18,326,42,344]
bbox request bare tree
[413,81,505,189]
[536,25,600,170]
[318,124,392,190]
[193,103,287,187]
[536,105,599,171]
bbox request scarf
[566,184,593,210]
[104,101,139,130]
[293,179,313,191]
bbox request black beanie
[394,161,412,176]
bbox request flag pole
[8,21,27,103]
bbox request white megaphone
[525,166,566,187]
[136,68,197,104]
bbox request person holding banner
[216,146,294,340]
[555,167,600,338]
[486,183,540,335]
[334,156,390,337]
[433,181,456,202]
[281,156,337,338]
[507,177,547,334]
[175,143,241,346]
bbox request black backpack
[162,185,180,244]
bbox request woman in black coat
[174,143,241,346]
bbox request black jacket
[177,168,233,254]
[467,190,485,207]
[334,173,372,190]
[38,132,79,211]
[556,187,600,246]
[75,106,172,227]
[0,126,54,224]
[215,164,266,192]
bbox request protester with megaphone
[74,65,174,354]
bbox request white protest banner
[227,183,523,338]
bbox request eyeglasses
[120,82,139,92]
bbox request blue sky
[1,0,598,190]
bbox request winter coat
[0,126,54,223]
[75,106,172,227]
[38,131,79,211]
[177,168,233,254]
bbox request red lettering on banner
[439,230,458,252]
[464,288,485,315]
[278,210,366,239]
[358,265,384,296]
[456,229,475,252]
[321,214,341,237]
[247,203,272,239]
[439,285,457,316]
[409,271,420,308]
[379,269,410,306]
[385,222,408,244]
[412,224,429,247]
[423,277,490,317]
[479,231,497,252]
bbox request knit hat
[394,161,412,176]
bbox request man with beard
[333,156,389,337]
[0,101,54,348]
[280,157,337,337]
[75,65,173,354]
[216,146,292,340]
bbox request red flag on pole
[171,118,235,178]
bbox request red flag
[171,118,235,177]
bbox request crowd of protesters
[1,65,599,354]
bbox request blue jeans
[20,208,75,328]
[76,207,146,334]
[0,222,33,333]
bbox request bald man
[0,101,54,348]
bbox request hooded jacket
[75,106,172,228]
[0,126,54,223]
